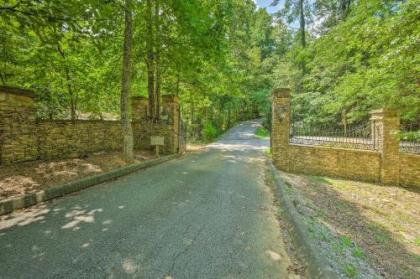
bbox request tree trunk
[341,109,348,136]
[340,0,352,18]
[65,68,77,121]
[227,107,231,128]
[154,0,161,121]
[176,70,180,96]
[57,43,77,121]
[146,0,155,120]
[0,72,6,85]
[299,0,306,48]
[120,0,134,162]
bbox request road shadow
[0,164,196,278]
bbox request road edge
[0,154,180,216]
[268,162,338,279]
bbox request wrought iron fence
[399,127,420,154]
[290,122,375,150]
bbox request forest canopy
[280,0,420,130]
[0,0,419,140]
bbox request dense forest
[1,0,419,142]
[276,0,419,132]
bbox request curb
[0,154,180,216]
[268,162,338,279]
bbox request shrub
[255,127,270,138]
[202,121,219,142]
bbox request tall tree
[314,0,354,32]
[120,0,134,161]
[146,0,155,120]
[272,0,310,48]
[154,0,161,120]
[1,0,292,142]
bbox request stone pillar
[131,96,149,120]
[271,88,291,170]
[370,109,400,185]
[130,96,149,151]
[162,95,180,154]
[0,86,38,164]
[130,95,181,154]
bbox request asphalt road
[0,120,292,279]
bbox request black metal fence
[290,122,375,150]
[400,141,419,154]
[399,126,420,154]
[290,122,420,154]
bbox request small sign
[151,136,164,146]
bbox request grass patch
[344,264,358,278]
[308,175,332,185]
[352,246,365,259]
[340,236,353,248]
[255,127,270,139]
[333,235,353,253]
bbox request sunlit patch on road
[266,250,282,261]
[62,208,102,229]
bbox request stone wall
[0,87,38,163]
[272,88,420,188]
[399,153,420,187]
[282,145,381,183]
[0,86,181,165]
[37,120,123,160]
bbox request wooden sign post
[151,136,164,157]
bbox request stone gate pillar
[370,109,400,185]
[0,86,38,164]
[131,96,149,120]
[131,95,181,154]
[272,88,291,170]
[162,95,180,153]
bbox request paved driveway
[0,120,292,278]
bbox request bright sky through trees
[255,0,283,13]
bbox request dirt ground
[281,172,420,278]
[0,145,206,202]
[0,150,155,201]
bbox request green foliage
[351,246,365,259]
[400,131,420,141]
[1,0,289,139]
[255,127,270,139]
[281,0,419,128]
[344,264,358,278]
[201,121,219,143]
[1,0,122,119]
[340,236,353,248]
[333,235,353,253]
[3,0,416,140]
